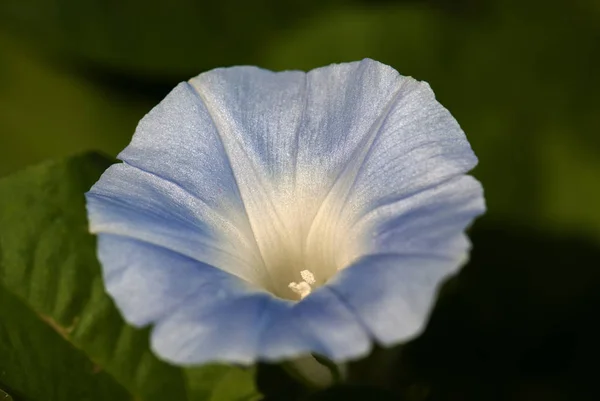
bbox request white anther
[288,269,317,300]
[300,269,316,285]
[288,281,312,299]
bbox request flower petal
[327,175,484,345]
[343,74,479,213]
[96,234,251,327]
[117,81,245,214]
[258,286,371,361]
[151,291,287,365]
[329,253,460,345]
[87,163,266,287]
[150,282,372,364]
[306,68,482,266]
[354,175,485,258]
[187,59,403,195]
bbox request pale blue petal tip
[86,58,486,365]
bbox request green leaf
[0,153,259,401]
[0,284,131,401]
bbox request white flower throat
[227,173,366,302]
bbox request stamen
[300,269,316,285]
[288,269,317,300]
[288,281,312,299]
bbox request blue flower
[86,59,485,366]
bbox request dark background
[1,0,599,400]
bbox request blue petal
[343,75,479,212]
[117,81,245,213]
[151,291,287,365]
[87,163,265,286]
[328,175,484,345]
[258,286,371,361]
[329,253,460,345]
[186,60,403,189]
[303,67,482,263]
[96,234,252,327]
[150,282,372,364]
[356,175,485,258]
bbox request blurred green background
[1,0,599,400]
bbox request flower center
[236,182,366,302]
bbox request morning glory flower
[86,59,485,365]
